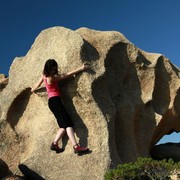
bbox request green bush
[105,157,180,180]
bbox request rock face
[0,74,8,91]
[0,27,179,179]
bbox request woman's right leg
[53,128,66,144]
[50,128,65,153]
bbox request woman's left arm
[55,63,89,81]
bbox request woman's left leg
[66,127,89,153]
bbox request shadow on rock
[150,142,180,162]
[18,164,45,180]
[0,159,13,179]
[77,150,93,156]
[7,88,31,130]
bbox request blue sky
[0,0,179,144]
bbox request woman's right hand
[31,87,36,93]
[81,63,90,71]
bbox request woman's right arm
[31,75,43,93]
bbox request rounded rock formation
[0,27,179,179]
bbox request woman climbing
[31,59,89,154]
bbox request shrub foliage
[105,157,180,180]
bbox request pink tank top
[43,76,61,98]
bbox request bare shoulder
[54,74,66,81]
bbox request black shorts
[48,96,73,129]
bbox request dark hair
[43,59,58,77]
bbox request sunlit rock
[0,27,179,179]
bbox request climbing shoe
[73,144,89,154]
[50,143,64,153]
